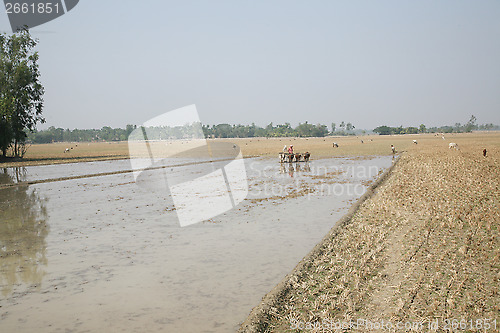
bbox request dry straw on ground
[0,133,441,167]
[239,132,500,332]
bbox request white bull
[449,142,459,149]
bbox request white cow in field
[413,140,418,144]
[449,142,459,150]
[64,148,70,153]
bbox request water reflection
[0,168,49,297]
[279,162,311,177]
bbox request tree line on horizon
[27,121,361,143]
[373,115,498,135]
[25,116,499,144]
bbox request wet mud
[0,156,392,332]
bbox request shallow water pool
[0,156,392,332]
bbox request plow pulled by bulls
[279,152,311,163]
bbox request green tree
[313,124,329,137]
[394,126,404,134]
[419,124,426,133]
[373,125,392,135]
[405,127,418,134]
[464,115,477,133]
[126,124,136,137]
[0,29,44,158]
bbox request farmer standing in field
[391,145,396,154]
[288,145,294,154]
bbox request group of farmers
[283,145,294,154]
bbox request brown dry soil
[239,133,500,332]
[0,142,130,167]
[0,132,487,167]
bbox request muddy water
[2,158,221,184]
[0,156,392,332]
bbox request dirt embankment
[240,139,499,332]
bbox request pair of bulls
[279,152,310,163]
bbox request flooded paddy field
[0,156,392,332]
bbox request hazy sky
[1,1,499,130]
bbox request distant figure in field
[288,145,294,154]
[483,148,487,157]
[413,140,418,144]
[283,145,287,153]
[449,142,459,150]
[361,140,364,143]
[391,145,396,154]
[442,135,445,140]
[333,142,339,148]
